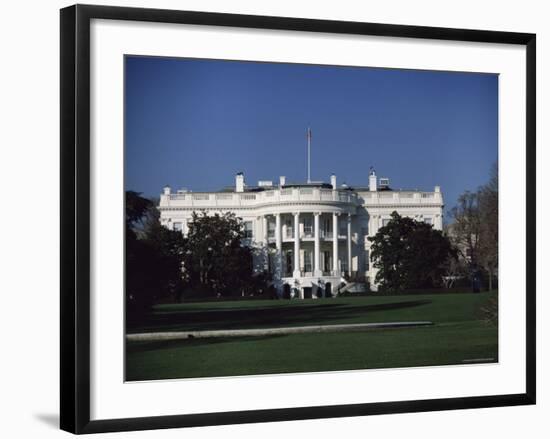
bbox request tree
[368,211,456,291]
[126,191,185,317]
[478,164,498,291]
[141,207,186,302]
[440,235,468,289]
[449,163,498,291]
[449,191,482,269]
[126,191,155,316]
[182,211,268,297]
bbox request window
[322,218,331,237]
[285,251,293,276]
[285,218,293,238]
[382,218,391,227]
[424,217,433,226]
[244,221,253,238]
[341,259,348,273]
[304,251,312,273]
[303,217,313,237]
[267,220,275,238]
[173,222,182,232]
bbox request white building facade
[159,170,443,298]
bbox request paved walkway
[127,321,433,341]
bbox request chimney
[330,174,337,189]
[369,168,377,192]
[435,185,441,193]
[235,172,245,192]
[279,176,286,187]
[163,185,171,195]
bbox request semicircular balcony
[160,187,359,214]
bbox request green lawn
[126,292,498,381]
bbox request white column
[314,212,322,276]
[333,213,339,275]
[275,213,282,280]
[262,215,268,244]
[293,212,300,278]
[182,219,188,237]
[347,213,352,277]
[263,215,269,271]
[435,213,443,230]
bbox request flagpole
[307,127,311,183]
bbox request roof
[178,183,430,194]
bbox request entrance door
[285,251,293,276]
[323,251,331,273]
[303,287,313,299]
[325,282,332,298]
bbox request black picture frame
[60,4,536,434]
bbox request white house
[158,169,443,298]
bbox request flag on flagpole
[307,127,311,183]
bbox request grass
[126,291,498,381]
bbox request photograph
[124,55,499,382]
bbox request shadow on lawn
[129,300,432,333]
[126,334,288,354]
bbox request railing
[361,191,442,205]
[162,188,360,208]
[278,230,342,240]
[268,230,341,240]
[280,270,342,278]
[162,188,442,208]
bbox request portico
[259,210,352,299]
[265,211,350,270]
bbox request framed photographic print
[60,4,536,434]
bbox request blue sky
[125,56,498,214]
